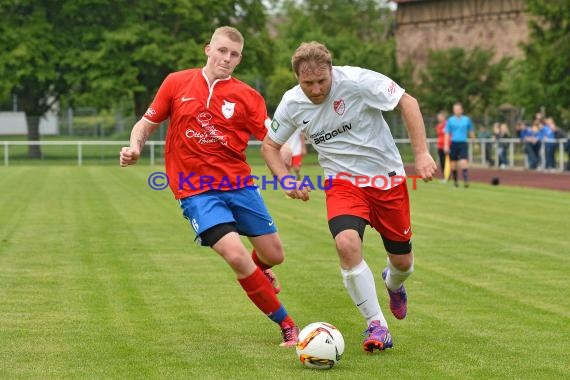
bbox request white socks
[340,260,388,327]
[385,257,414,292]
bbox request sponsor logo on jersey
[333,99,345,115]
[313,123,352,145]
[309,130,324,139]
[181,96,196,102]
[185,111,228,145]
[388,81,397,95]
[221,100,235,119]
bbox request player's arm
[300,133,307,155]
[262,136,310,201]
[120,119,159,167]
[397,93,437,181]
[279,143,293,171]
[468,118,476,140]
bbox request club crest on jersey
[221,100,235,119]
[333,99,345,116]
[388,81,397,95]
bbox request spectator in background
[477,125,494,167]
[515,121,527,139]
[496,123,510,169]
[564,130,570,171]
[534,112,545,126]
[542,118,558,171]
[435,112,448,177]
[521,121,542,170]
[552,124,570,171]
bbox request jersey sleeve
[357,68,405,112]
[246,90,270,141]
[467,117,474,132]
[142,74,175,124]
[267,100,298,145]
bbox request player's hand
[415,151,437,182]
[120,147,140,167]
[443,148,450,155]
[282,178,310,201]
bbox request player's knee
[266,250,285,266]
[223,251,250,272]
[334,231,361,258]
[390,253,414,272]
[254,238,285,266]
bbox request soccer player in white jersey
[262,42,437,353]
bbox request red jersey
[436,121,447,149]
[143,69,269,199]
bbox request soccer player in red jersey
[120,26,298,346]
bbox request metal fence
[1,138,569,171]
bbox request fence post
[509,141,514,167]
[4,142,8,167]
[150,141,155,166]
[77,142,82,166]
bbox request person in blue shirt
[541,118,557,171]
[522,121,542,170]
[444,102,475,187]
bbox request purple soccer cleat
[362,320,393,353]
[382,268,408,320]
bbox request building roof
[390,0,427,3]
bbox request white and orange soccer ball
[295,322,345,369]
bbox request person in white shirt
[282,128,307,180]
[262,41,436,353]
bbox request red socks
[238,267,288,324]
[251,249,272,270]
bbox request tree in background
[66,0,273,118]
[0,0,272,154]
[0,1,74,157]
[504,0,570,125]
[264,0,396,111]
[417,47,510,120]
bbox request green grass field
[1,164,569,379]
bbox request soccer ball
[296,322,345,369]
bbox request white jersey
[269,66,406,189]
[285,128,304,156]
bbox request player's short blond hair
[291,42,332,77]
[210,26,244,45]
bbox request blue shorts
[450,142,469,161]
[179,186,277,244]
